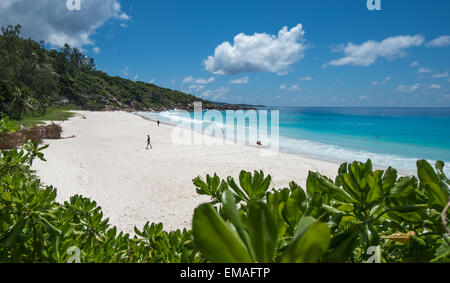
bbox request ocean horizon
[141,106,450,175]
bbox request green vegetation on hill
[0,24,204,121]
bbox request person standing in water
[146,135,152,149]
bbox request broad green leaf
[294,216,316,238]
[382,167,398,192]
[389,210,424,222]
[227,176,248,202]
[221,190,253,258]
[306,172,324,198]
[285,182,307,226]
[281,217,330,263]
[417,160,449,209]
[320,204,340,216]
[390,177,418,198]
[5,217,26,248]
[343,173,361,201]
[389,204,427,213]
[265,188,288,237]
[325,225,360,263]
[247,201,278,263]
[235,170,272,200]
[192,203,252,263]
[239,171,253,197]
[318,175,357,204]
[366,174,382,204]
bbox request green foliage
[0,117,204,263]
[227,170,272,202]
[0,24,205,122]
[193,163,450,263]
[193,174,228,204]
[192,173,331,263]
[193,202,252,263]
[0,116,20,147]
[0,25,58,119]
[304,160,449,262]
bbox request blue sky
[2,0,449,107]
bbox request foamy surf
[140,109,450,176]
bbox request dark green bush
[192,161,450,263]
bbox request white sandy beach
[32,111,340,233]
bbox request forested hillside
[0,25,204,120]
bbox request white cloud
[230,77,249,84]
[396,83,421,93]
[182,76,194,84]
[429,84,441,89]
[121,66,129,77]
[0,0,131,48]
[112,1,130,21]
[290,84,301,91]
[417,67,433,74]
[328,35,424,67]
[299,76,314,82]
[149,79,155,84]
[432,72,448,78]
[427,35,450,47]
[187,85,205,92]
[359,95,369,100]
[410,61,419,67]
[200,87,230,100]
[280,84,300,92]
[204,23,307,75]
[133,75,139,82]
[92,46,101,54]
[195,77,215,84]
[371,76,390,86]
[183,76,215,85]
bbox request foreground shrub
[192,162,450,263]
[0,118,204,263]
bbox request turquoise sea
[140,107,450,175]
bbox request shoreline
[136,111,415,176]
[137,111,342,165]
[32,110,341,233]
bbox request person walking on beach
[146,135,152,149]
[157,120,160,127]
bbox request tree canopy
[0,25,203,120]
